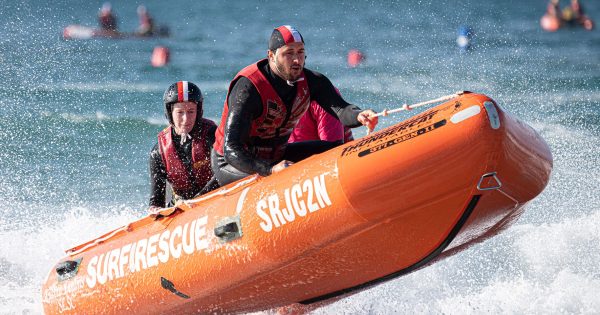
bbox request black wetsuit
[149,125,217,208]
[212,60,363,186]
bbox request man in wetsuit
[148,81,218,212]
[212,25,378,186]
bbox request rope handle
[373,91,465,118]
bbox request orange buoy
[151,46,170,67]
[347,49,364,67]
[42,92,552,314]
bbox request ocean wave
[39,110,171,128]
[314,209,600,314]
[146,116,167,126]
[37,82,164,93]
[55,111,110,123]
[33,80,231,94]
[0,205,140,314]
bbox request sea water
[0,0,598,314]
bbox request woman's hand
[271,160,293,174]
[148,206,162,214]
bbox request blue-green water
[0,0,599,313]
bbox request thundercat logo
[341,110,441,157]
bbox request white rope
[183,175,259,207]
[373,91,464,118]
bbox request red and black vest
[214,59,311,161]
[158,118,215,199]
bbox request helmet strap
[179,132,191,145]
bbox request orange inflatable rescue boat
[42,92,552,314]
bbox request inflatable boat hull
[42,92,552,314]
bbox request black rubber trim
[161,277,190,299]
[300,194,481,305]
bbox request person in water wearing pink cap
[212,25,376,186]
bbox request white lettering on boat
[85,215,209,289]
[42,277,85,313]
[257,172,332,232]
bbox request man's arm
[204,123,217,148]
[306,69,378,132]
[222,77,274,176]
[306,70,363,128]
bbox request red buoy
[347,49,364,68]
[151,46,170,67]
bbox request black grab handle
[55,258,82,281]
[214,221,239,237]
[214,216,242,242]
[56,260,78,275]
